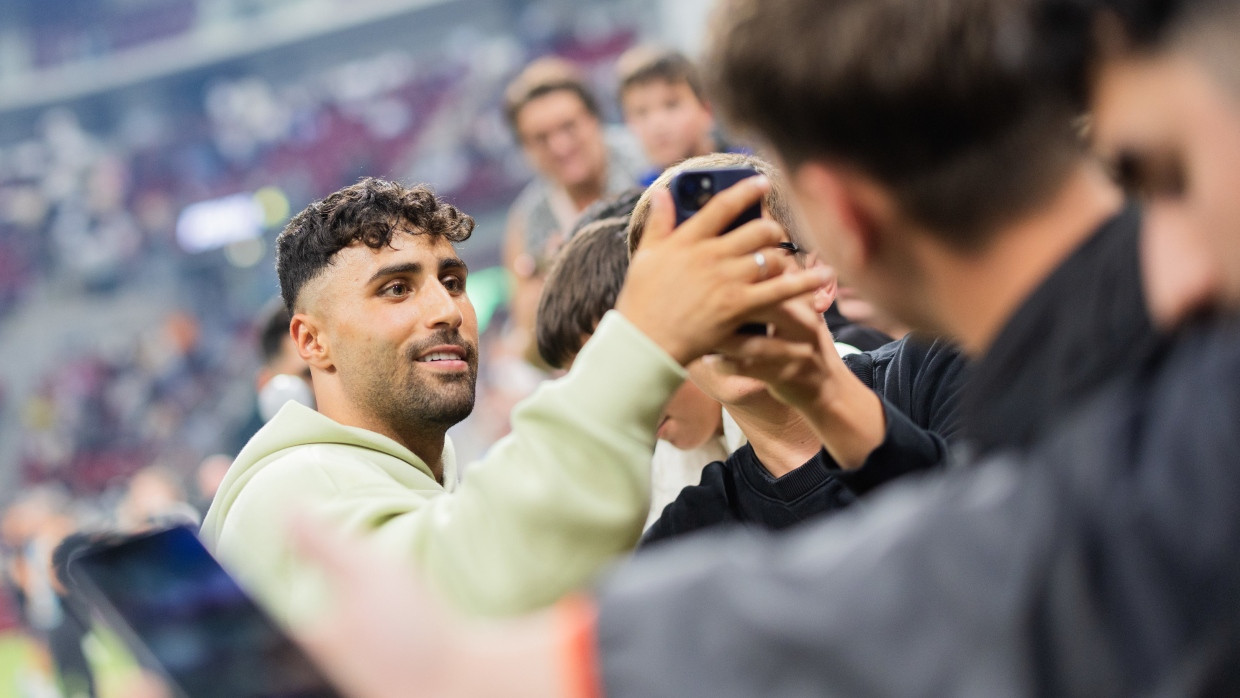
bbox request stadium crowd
[5,0,1240,696]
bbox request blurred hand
[290,516,457,698]
[289,517,568,698]
[616,177,833,365]
[708,296,887,469]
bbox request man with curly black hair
[201,176,830,625]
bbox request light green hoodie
[200,311,684,624]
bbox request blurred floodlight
[225,238,266,269]
[253,186,291,228]
[176,193,263,253]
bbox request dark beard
[367,329,479,431]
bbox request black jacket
[597,318,1240,698]
[840,202,1154,484]
[961,202,1156,457]
[641,336,966,547]
[641,444,857,547]
[642,204,1151,546]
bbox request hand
[615,177,833,365]
[708,298,887,469]
[289,517,569,698]
[290,516,458,698]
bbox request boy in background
[616,47,727,185]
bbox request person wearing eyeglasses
[501,57,647,367]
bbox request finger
[677,175,770,242]
[744,296,825,330]
[740,267,835,310]
[634,189,676,253]
[715,250,797,284]
[708,218,786,257]
[714,334,821,362]
[704,352,806,385]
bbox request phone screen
[68,526,340,698]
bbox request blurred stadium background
[0,0,712,503]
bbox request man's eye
[442,276,466,293]
[382,282,409,297]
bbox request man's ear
[291,313,333,372]
[803,252,838,313]
[791,162,885,272]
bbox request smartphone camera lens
[675,171,719,212]
[694,176,714,208]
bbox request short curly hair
[276,178,475,313]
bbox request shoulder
[240,443,443,505]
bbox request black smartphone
[670,165,762,229]
[670,165,767,335]
[67,525,341,698]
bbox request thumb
[636,189,677,252]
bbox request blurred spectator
[501,56,646,366]
[192,454,231,515]
[615,46,727,184]
[228,297,313,454]
[116,465,199,531]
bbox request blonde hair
[626,152,803,257]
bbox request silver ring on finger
[754,251,768,279]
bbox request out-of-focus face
[1093,50,1240,315]
[622,80,716,169]
[783,158,941,342]
[515,90,608,190]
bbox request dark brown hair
[627,152,802,257]
[276,177,474,313]
[535,217,631,369]
[705,0,1089,248]
[504,57,602,135]
[616,45,707,104]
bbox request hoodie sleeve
[210,310,683,624]
[396,311,683,616]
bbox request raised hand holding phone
[615,174,831,365]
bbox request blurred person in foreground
[502,58,646,366]
[285,0,1240,695]
[200,176,828,624]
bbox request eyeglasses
[776,241,802,255]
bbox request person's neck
[727,400,822,479]
[317,396,447,483]
[926,162,1124,357]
